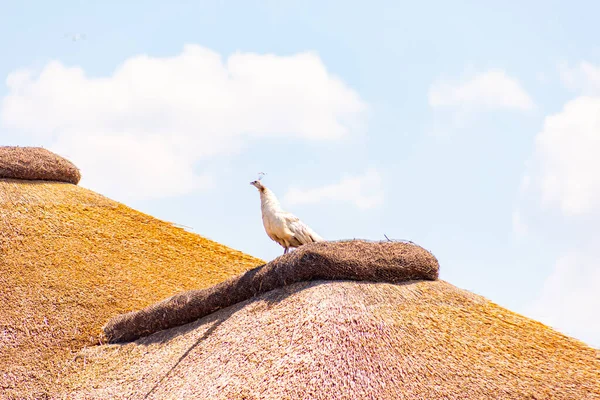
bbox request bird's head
[250,172,267,192]
[250,180,265,192]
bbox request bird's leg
[284,247,288,255]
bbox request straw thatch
[0,179,262,400]
[0,146,81,184]
[104,240,439,343]
[65,279,600,400]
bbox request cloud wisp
[429,69,534,112]
[284,168,384,210]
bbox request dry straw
[103,240,440,343]
[2,148,599,399]
[0,178,262,399]
[0,146,81,184]
[67,279,600,400]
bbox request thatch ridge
[0,146,81,184]
[103,240,439,343]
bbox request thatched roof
[2,148,598,399]
[0,178,263,399]
[0,146,81,184]
[65,279,600,399]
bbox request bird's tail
[307,227,325,243]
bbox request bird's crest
[257,172,266,181]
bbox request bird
[250,176,324,254]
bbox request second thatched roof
[0,178,262,399]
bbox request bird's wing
[261,213,288,248]
[285,214,324,245]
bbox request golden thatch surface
[65,280,600,400]
[104,240,439,343]
[0,179,263,399]
[0,146,81,184]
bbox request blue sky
[1,1,599,347]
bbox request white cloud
[559,61,600,94]
[429,69,534,111]
[530,96,600,216]
[283,168,384,209]
[1,45,367,201]
[526,248,600,347]
[520,62,600,217]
